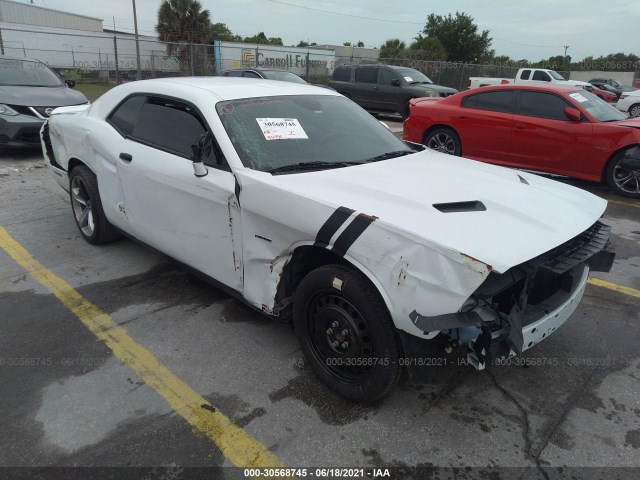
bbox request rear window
[355,66,378,84]
[332,66,351,82]
[461,90,515,113]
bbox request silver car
[0,56,88,148]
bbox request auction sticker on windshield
[569,92,589,103]
[403,77,413,82]
[256,118,308,141]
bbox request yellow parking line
[603,197,640,209]
[588,277,640,299]
[0,225,285,469]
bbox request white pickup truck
[468,68,591,89]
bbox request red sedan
[404,84,640,197]
[583,84,617,103]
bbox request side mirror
[563,107,582,122]
[65,79,76,89]
[391,79,401,87]
[191,132,213,177]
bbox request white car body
[469,68,591,90]
[615,89,640,117]
[41,78,613,393]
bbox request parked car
[219,68,307,84]
[403,84,640,197]
[468,68,591,90]
[582,84,617,103]
[589,78,636,100]
[41,78,613,401]
[329,64,457,118]
[0,55,88,148]
[615,89,640,118]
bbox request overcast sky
[35,0,640,61]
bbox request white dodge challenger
[41,77,614,401]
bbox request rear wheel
[606,149,640,198]
[69,165,121,244]
[629,104,640,118]
[424,128,462,156]
[293,265,401,402]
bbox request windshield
[0,59,63,87]
[397,68,433,84]
[262,71,307,84]
[216,95,413,172]
[549,71,566,81]
[566,89,626,122]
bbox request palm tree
[379,39,407,61]
[156,0,212,73]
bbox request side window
[225,70,243,77]
[517,91,572,120]
[107,95,146,137]
[378,68,399,86]
[332,66,351,82]
[532,70,551,82]
[131,97,207,158]
[355,66,378,84]
[461,90,514,113]
[520,69,531,80]
[244,71,261,78]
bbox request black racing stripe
[331,213,376,257]
[314,206,355,247]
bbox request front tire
[293,265,401,402]
[629,103,640,118]
[424,128,462,156]
[606,149,640,198]
[69,165,121,244]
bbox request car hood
[564,80,591,87]
[0,85,87,106]
[270,151,606,273]
[614,119,640,129]
[422,84,458,94]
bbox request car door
[351,66,379,110]
[455,89,515,163]
[115,95,242,291]
[509,90,593,175]
[370,67,404,113]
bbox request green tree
[420,11,492,62]
[156,0,212,73]
[211,22,241,42]
[379,38,407,60]
[409,36,446,60]
[243,32,283,45]
[356,41,365,47]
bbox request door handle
[458,115,469,120]
[373,86,379,90]
[119,152,133,162]
[515,124,527,129]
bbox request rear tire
[629,103,640,118]
[293,265,401,402]
[424,128,462,156]
[69,165,121,244]
[606,149,640,198]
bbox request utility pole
[132,0,142,80]
[564,45,570,76]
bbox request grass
[74,83,115,102]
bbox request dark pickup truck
[328,64,458,118]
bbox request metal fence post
[113,35,119,84]
[255,46,259,68]
[0,28,4,55]
[190,43,195,75]
[305,51,310,81]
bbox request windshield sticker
[220,104,235,115]
[569,92,589,103]
[403,76,413,82]
[256,118,308,141]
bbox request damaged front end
[403,221,614,380]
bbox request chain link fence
[1,24,638,100]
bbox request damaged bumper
[403,221,614,377]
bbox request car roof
[0,55,45,63]
[465,84,582,94]
[120,76,338,101]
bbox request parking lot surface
[1,136,639,478]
